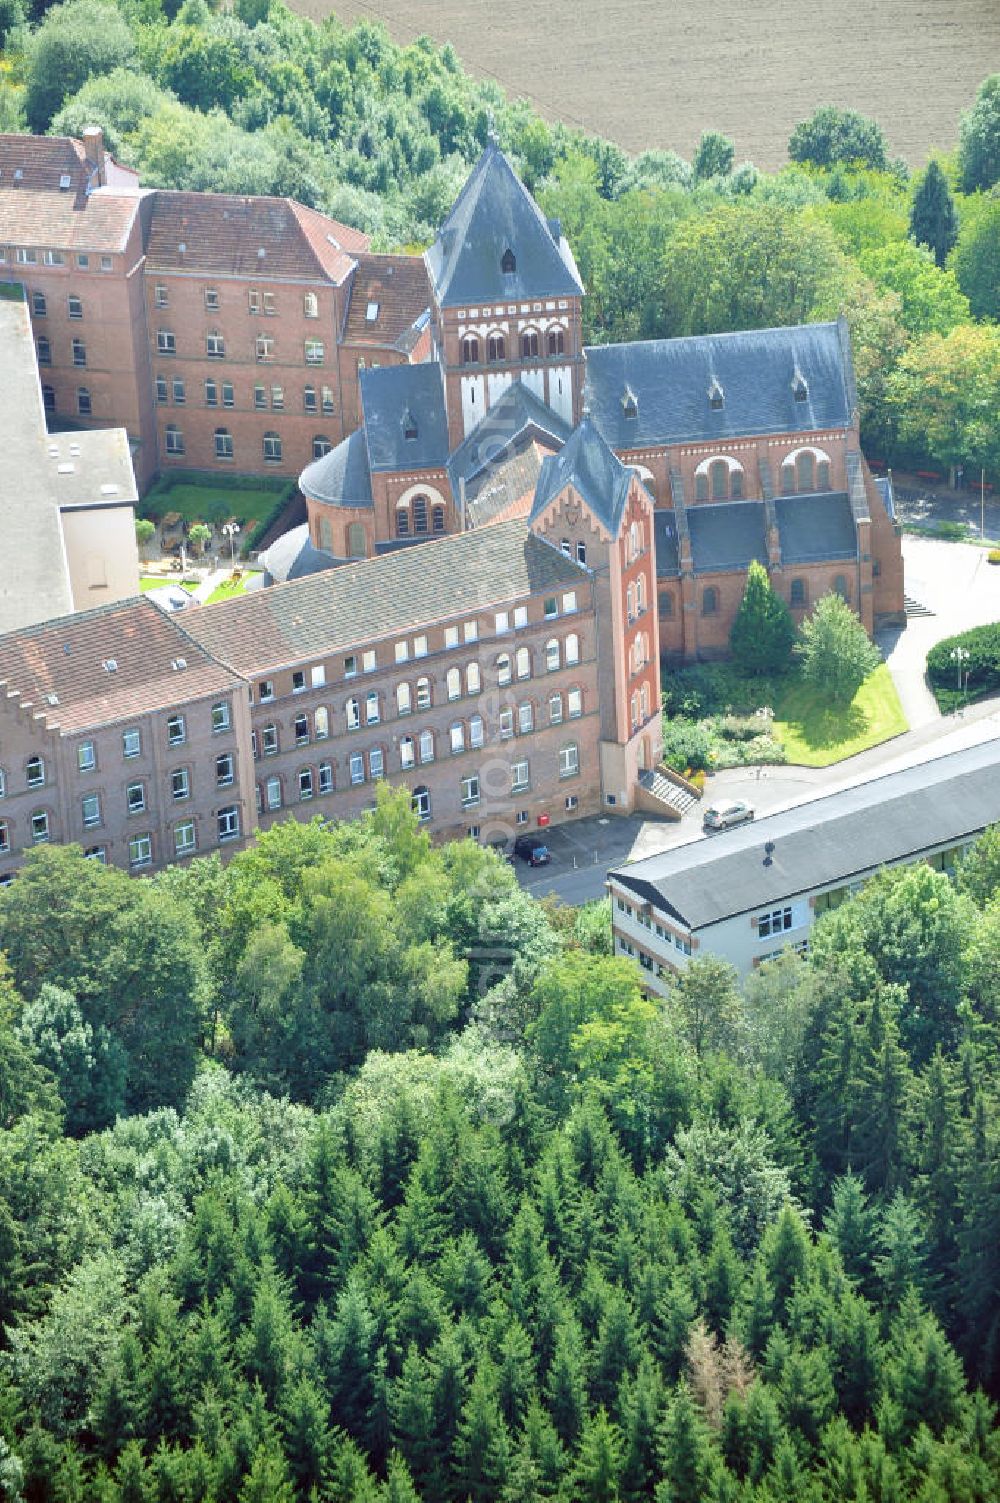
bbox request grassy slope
[771,663,908,766]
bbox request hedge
[926,623,1000,704]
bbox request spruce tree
[729,561,796,676]
[910,160,959,268]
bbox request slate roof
[530,419,633,538]
[144,192,367,282]
[447,379,572,494]
[775,492,857,564]
[688,502,768,573]
[0,596,240,734]
[359,362,450,473]
[584,321,855,449]
[653,511,680,578]
[611,738,1000,932]
[426,143,583,309]
[299,428,373,508]
[875,475,895,522]
[463,438,555,530]
[181,518,585,676]
[260,523,338,585]
[341,253,431,352]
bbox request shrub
[927,623,1000,700]
[796,593,881,704]
[713,714,767,742]
[660,717,714,774]
[662,663,784,720]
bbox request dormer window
[708,379,724,411]
[402,408,418,441]
[622,386,638,419]
[501,247,516,274]
[792,369,809,402]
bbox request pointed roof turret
[426,142,584,308]
[530,419,634,539]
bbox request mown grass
[141,482,283,528]
[770,664,908,766]
[204,575,253,605]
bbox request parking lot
[513,811,701,904]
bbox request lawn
[204,574,254,605]
[770,664,908,766]
[141,482,285,528]
[139,576,197,594]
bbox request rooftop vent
[46,692,59,706]
[171,656,187,671]
[621,385,638,419]
[69,442,81,455]
[59,174,72,191]
[99,483,120,497]
[763,840,776,867]
[366,300,379,322]
[708,378,724,411]
[501,247,516,275]
[791,368,809,402]
[401,407,418,441]
[56,462,74,475]
[102,658,118,673]
[326,233,341,250]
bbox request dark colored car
[513,835,551,866]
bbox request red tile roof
[0,133,89,203]
[0,188,141,255]
[144,191,368,283]
[341,252,430,352]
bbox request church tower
[424,142,586,449]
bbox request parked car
[703,799,754,831]
[513,835,552,865]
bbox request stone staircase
[904,593,935,619]
[637,767,700,820]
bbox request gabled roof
[0,132,90,204]
[144,192,367,282]
[180,517,586,676]
[775,492,857,565]
[0,596,240,734]
[447,378,572,494]
[530,418,634,538]
[299,428,373,509]
[463,438,556,530]
[584,321,855,449]
[359,363,450,473]
[688,502,768,574]
[0,186,141,256]
[341,252,431,352]
[426,143,584,309]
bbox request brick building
[0,422,660,880]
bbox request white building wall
[461,374,485,436]
[548,366,573,424]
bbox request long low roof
[610,738,1000,930]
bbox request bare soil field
[292,0,999,170]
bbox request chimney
[82,125,105,186]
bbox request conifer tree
[910,159,959,267]
[574,1408,624,1503]
[729,560,796,676]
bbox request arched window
[447,667,462,701]
[626,583,635,622]
[487,332,506,363]
[731,468,744,500]
[397,682,411,716]
[450,721,465,754]
[396,502,409,538]
[419,730,434,764]
[347,523,366,558]
[695,472,709,502]
[640,683,650,719]
[462,335,479,365]
[214,427,233,460]
[631,691,639,729]
[834,574,849,600]
[319,518,333,551]
[412,495,428,534]
[26,755,44,787]
[547,326,565,357]
[521,330,539,359]
[565,633,580,666]
[466,663,481,694]
[303,291,318,319]
[412,786,432,821]
[37,336,51,365]
[432,505,445,534]
[710,460,729,501]
[313,435,333,459]
[469,714,484,747]
[345,697,360,730]
[416,676,431,710]
[790,578,806,607]
[628,521,639,561]
[515,646,531,680]
[304,385,317,412]
[636,575,645,613]
[42,384,55,413]
[315,706,329,739]
[797,450,815,491]
[400,736,415,769]
[0,819,8,854]
[545,639,560,672]
[294,713,309,745]
[497,653,512,686]
[365,691,380,725]
[501,248,516,274]
[817,459,831,490]
[702,587,718,616]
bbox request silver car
[703,798,755,831]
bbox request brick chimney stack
[82,125,105,186]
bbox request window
[395,501,410,539]
[817,459,831,490]
[203,286,219,311]
[516,647,531,680]
[100,256,112,272]
[560,743,580,778]
[266,776,282,809]
[318,762,333,794]
[450,722,465,755]
[344,655,359,679]
[129,834,152,868]
[126,782,146,814]
[0,769,5,798]
[659,591,674,618]
[544,596,558,620]
[36,336,51,366]
[322,386,334,415]
[470,714,484,748]
[271,385,284,411]
[350,753,365,786]
[790,578,806,607]
[305,338,324,365]
[154,284,168,308]
[702,587,718,617]
[77,387,92,416]
[298,768,314,801]
[42,385,55,413]
[222,383,234,408]
[397,683,412,716]
[211,701,231,733]
[68,294,83,320]
[169,376,185,406]
[464,620,478,644]
[82,793,101,828]
[545,638,560,672]
[165,423,185,455]
[254,384,268,410]
[31,810,50,844]
[501,248,516,273]
[758,905,793,939]
[488,332,505,362]
[432,505,445,534]
[259,679,275,703]
[263,432,282,463]
[218,806,240,843]
[518,702,534,734]
[216,753,235,786]
[514,605,528,630]
[71,338,86,367]
[26,755,44,788]
[369,747,384,780]
[171,768,190,800]
[32,290,46,317]
[175,821,196,857]
[262,724,278,754]
[466,663,481,694]
[496,611,510,635]
[547,326,565,357]
[365,691,380,726]
[550,693,563,724]
[462,335,479,364]
[576,541,587,566]
[205,379,218,407]
[214,428,234,460]
[412,496,428,535]
[499,707,514,739]
[497,653,512,687]
[565,633,580,666]
[78,741,96,772]
[447,667,462,701]
[15,247,36,265]
[414,634,428,659]
[627,584,635,623]
[345,697,360,731]
[565,795,578,813]
[304,291,318,319]
[263,292,276,316]
[416,677,431,710]
[834,574,849,600]
[445,626,460,651]
[521,330,539,358]
[157,331,175,355]
[461,774,480,808]
[0,821,9,854]
[562,591,578,615]
[313,435,333,460]
[511,759,529,793]
[167,714,186,746]
[400,736,415,770]
[123,728,141,758]
[412,786,431,822]
[46,250,65,266]
[798,451,815,491]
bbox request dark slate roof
[181,518,585,676]
[688,502,768,573]
[584,321,854,449]
[654,511,681,577]
[464,438,553,530]
[260,523,338,585]
[875,475,895,521]
[447,379,572,493]
[610,738,1000,932]
[299,428,373,508]
[530,419,633,538]
[426,143,584,309]
[776,493,857,565]
[359,363,450,474]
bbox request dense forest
[1,788,1000,1499]
[2,0,1000,474]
